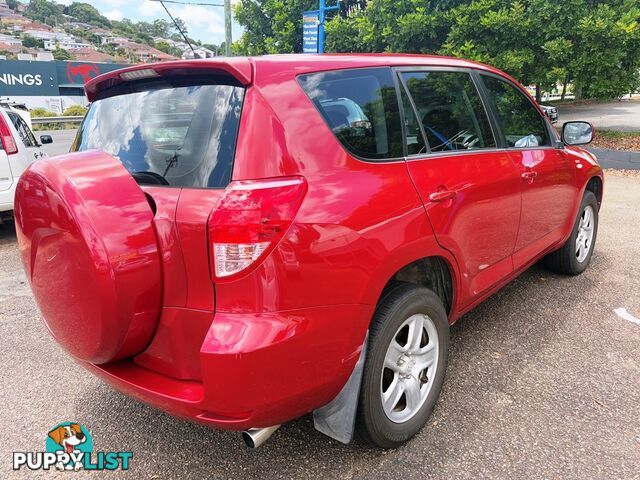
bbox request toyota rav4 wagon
[15,55,602,449]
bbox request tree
[155,40,171,53]
[202,42,220,55]
[64,2,112,28]
[155,40,183,56]
[21,34,41,48]
[6,0,18,10]
[322,0,640,100]
[25,0,64,25]
[52,46,72,60]
[0,50,17,60]
[325,0,460,53]
[169,17,189,40]
[234,0,317,54]
[151,19,172,38]
[567,2,640,98]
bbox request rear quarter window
[73,81,244,188]
[298,67,403,160]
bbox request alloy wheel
[380,313,439,423]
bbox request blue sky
[60,0,243,45]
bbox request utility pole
[224,0,232,56]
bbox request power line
[155,0,197,56]
[148,0,231,56]
[149,0,223,6]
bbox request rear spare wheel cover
[15,151,162,364]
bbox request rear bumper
[84,304,371,430]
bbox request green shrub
[62,105,88,117]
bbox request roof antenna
[152,0,198,58]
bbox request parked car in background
[540,103,559,123]
[0,99,33,129]
[0,106,51,223]
[15,55,602,449]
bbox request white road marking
[613,308,640,326]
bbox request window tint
[401,71,495,152]
[480,75,550,148]
[8,112,38,148]
[399,84,426,155]
[73,83,244,188]
[298,68,403,160]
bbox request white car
[0,106,51,223]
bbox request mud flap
[313,332,368,444]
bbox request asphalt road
[37,129,76,157]
[559,99,640,131]
[1,174,639,479]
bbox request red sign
[66,63,101,84]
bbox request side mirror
[40,134,53,144]
[562,121,593,146]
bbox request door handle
[521,171,537,182]
[429,190,457,202]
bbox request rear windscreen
[72,83,244,188]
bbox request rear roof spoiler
[85,58,253,101]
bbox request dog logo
[66,62,100,84]
[46,422,91,470]
[13,422,132,471]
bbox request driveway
[559,99,640,131]
[2,174,639,479]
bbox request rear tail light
[0,114,18,155]
[208,176,307,281]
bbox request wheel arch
[377,256,456,320]
[585,175,603,209]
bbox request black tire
[543,190,599,275]
[356,283,449,448]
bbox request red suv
[15,55,602,449]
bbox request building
[0,43,38,58]
[115,40,180,63]
[182,46,216,59]
[0,59,127,111]
[0,32,22,45]
[0,0,21,20]
[100,34,129,46]
[23,29,69,42]
[71,47,117,63]
[43,38,92,51]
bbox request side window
[400,71,496,152]
[298,67,403,160]
[480,75,550,148]
[8,112,38,148]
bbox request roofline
[84,54,521,101]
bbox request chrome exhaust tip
[241,425,281,449]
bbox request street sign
[303,11,320,53]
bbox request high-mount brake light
[0,113,18,155]
[208,176,307,280]
[120,69,160,81]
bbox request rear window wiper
[163,151,180,178]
